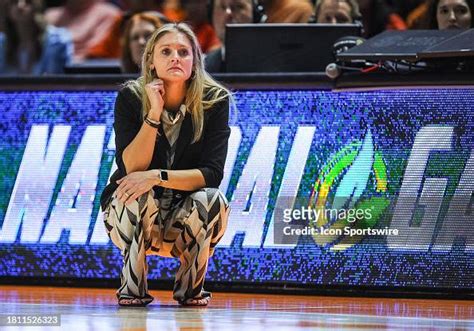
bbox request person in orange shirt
[162,0,186,21]
[181,0,221,53]
[87,1,171,60]
[356,0,407,37]
[45,0,121,62]
[262,0,314,23]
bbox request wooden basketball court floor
[0,285,473,330]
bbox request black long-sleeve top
[100,85,231,210]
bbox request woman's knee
[110,190,155,216]
[189,188,228,206]
[188,188,229,224]
[103,190,156,242]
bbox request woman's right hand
[145,79,165,121]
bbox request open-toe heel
[178,291,212,306]
[118,293,154,307]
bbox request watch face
[161,170,169,181]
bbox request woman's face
[317,0,353,24]
[129,19,157,67]
[151,31,194,83]
[437,0,472,29]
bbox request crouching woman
[100,22,230,307]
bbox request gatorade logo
[309,130,391,251]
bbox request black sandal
[178,290,212,307]
[118,293,154,307]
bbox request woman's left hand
[116,170,158,205]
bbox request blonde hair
[126,22,231,143]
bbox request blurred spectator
[111,0,164,12]
[162,0,186,21]
[262,0,314,23]
[0,0,73,74]
[314,0,361,23]
[406,1,430,28]
[357,0,407,37]
[205,0,255,73]
[113,0,183,23]
[425,0,473,29]
[45,0,121,62]
[407,0,474,30]
[121,12,165,73]
[87,13,123,59]
[393,0,426,20]
[181,0,221,53]
[88,1,170,59]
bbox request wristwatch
[157,169,169,185]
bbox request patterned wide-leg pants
[103,187,229,302]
